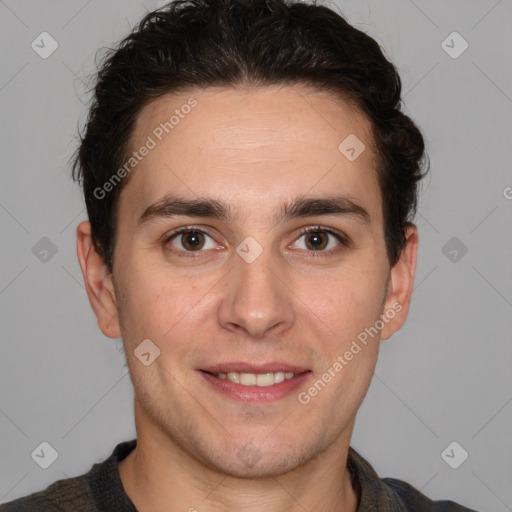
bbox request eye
[291,226,348,255]
[166,227,219,254]
[164,225,348,259]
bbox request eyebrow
[136,194,371,229]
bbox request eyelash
[164,225,349,259]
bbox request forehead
[120,85,381,225]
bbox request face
[78,85,417,478]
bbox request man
[0,0,478,510]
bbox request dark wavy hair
[71,0,428,273]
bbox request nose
[217,248,295,339]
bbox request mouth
[198,363,312,403]
[203,369,298,386]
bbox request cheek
[307,265,387,340]
[115,258,210,347]
[113,257,168,341]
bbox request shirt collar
[348,447,409,511]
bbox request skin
[77,84,417,512]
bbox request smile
[198,366,312,404]
[211,371,295,386]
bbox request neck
[118,404,359,512]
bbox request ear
[380,224,418,341]
[76,221,121,339]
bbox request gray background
[1,1,511,510]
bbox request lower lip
[199,371,312,404]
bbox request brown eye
[291,226,348,256]
[180,231,205,251]
[304,231,328,250]
[167,229,217,253]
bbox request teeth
[220,371,295,386]
[227,372,239,383]
[240,373,257,386]
[274,372,285,383]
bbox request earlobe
[76,221,121,339]
[380,224,418,341]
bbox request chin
[194,435,321,479]
[207,451,308,479]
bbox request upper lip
[199,362,310,374]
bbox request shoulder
[0,473,91,512]
[383,477,479,512]
[348,447,479,512]
[0,440,137,512]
